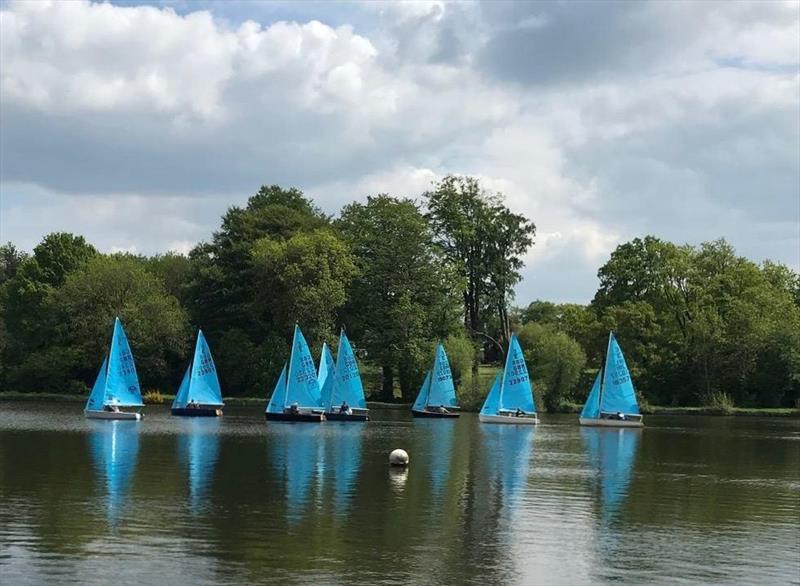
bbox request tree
[516,322,586,411]
[0,242,28,287]
[251,229,356,343]
[338,195,462,400]
[425,176,534,349]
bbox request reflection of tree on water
[480,425,535,510]
[582,427,640,521]
[178,418,220,514]
[89,420,140,527]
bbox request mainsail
[498,334,536,413]
[102,318,143,407]
[173,330,223,408]
[285,325,323,409]
[427,344,459,408]
[600,333,640,415]
[326,331,367,411]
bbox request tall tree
[338,195,461,400]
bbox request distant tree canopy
[1,183,797,409]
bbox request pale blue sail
[479,373,502,416]
[173,330,223,408]
[86,356,109,411]
[266,364,288,414]
[412,371,432,411]
[285,325,323,409]
[327,331,367,411]
[427,344,459,408]
[104,317,144,407]
[600,333,640,415]
[498,334,536,413]
[171,366,191,410]
[580,371,602,419]
[319,342,336,410]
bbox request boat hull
[479,413,538,425]
[579,417,644,428]
[264,411,325,423]
[411,409,459,419]
[325,411,369,422]
[171,407,222,417]
[84,409,142,421]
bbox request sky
[1,0,798,304]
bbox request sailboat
[171,330,224,417]
[324,330,369,421]
[265,325,326,422]
[411,343,460,418]
[479,333,538,424]
[579,332,644,428]
[84,317,144,420]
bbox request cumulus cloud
[0,0,797,303]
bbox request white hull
[84,410,142,421]
[579,417,643,428]
[479,413,538,425]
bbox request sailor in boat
[104,404,120,413]
[188,399,198,409]
[436,405,449,414]
[289,402,300,415]
[339,400,352,415]
[514,407,524,417]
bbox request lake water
[0,402,798,585]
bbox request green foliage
[444,331,476,389]
[703,391,735,415]
[143,390,165,404]
[516,322,586,411]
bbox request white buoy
[389,448,409,467]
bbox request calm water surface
[0,403,798,585]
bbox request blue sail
[171,366,191,409]
[89,420,139,524]
[319,342,336,410]
[412,371,432,411]
[427,343,459,408]
[480,372,502,415]
[185,330,223,406]
[600,333,640,415]
[266,364,287,413]
[327,331,367,411]
[499,334,536,413]
[86,356,109,411]
[104,317,143,407]
[286,325,323,409]
[580,371,602,419]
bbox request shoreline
[0,391,797,417]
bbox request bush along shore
[1,179,798,412]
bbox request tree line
[1,178,797,409]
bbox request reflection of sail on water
[89,420,140,523]
[481,425,534,507]
[415,420,456,498]
[178,418,220,511]
[582,428,640,518]
[270,426,323,524]
[323,425,363,517]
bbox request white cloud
[0,0,797,303]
